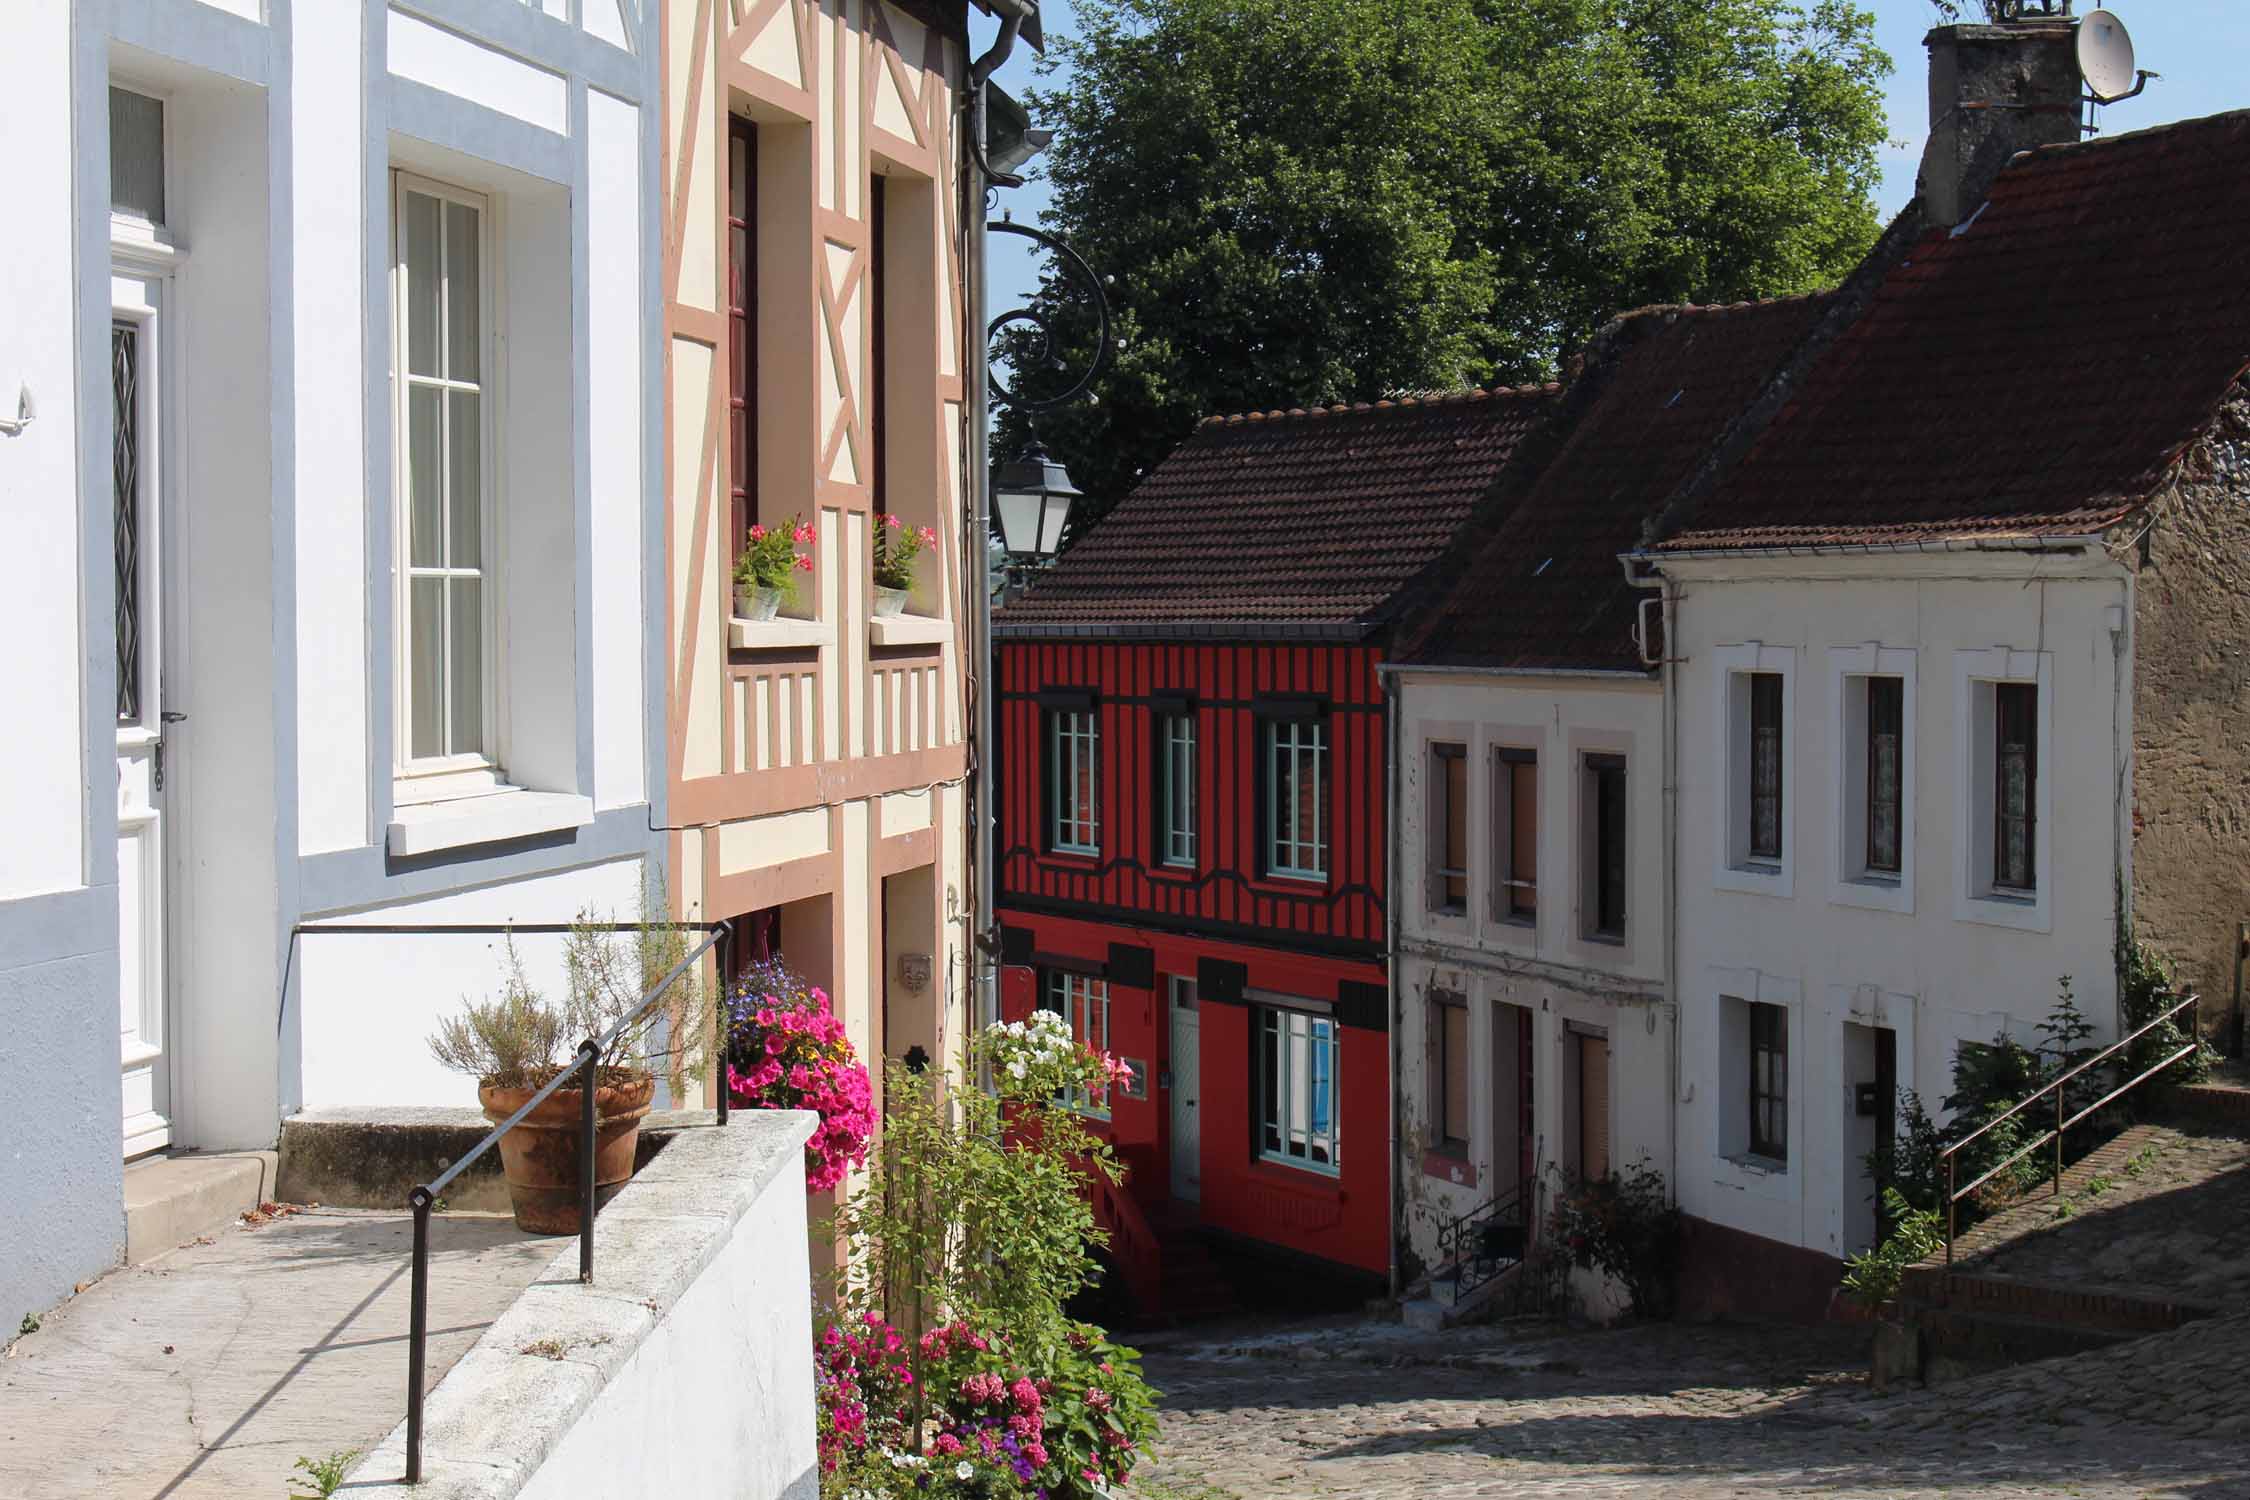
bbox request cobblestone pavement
[1135,1312,2250,1498]
[1958,1124,2250,1306]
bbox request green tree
[999,0,1891,526]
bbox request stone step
[1901,1302,2143,1387]
[122,1150,278,1264]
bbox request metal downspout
[1626,562,1683,1203]
[1384,667,1403,1303]
[966,5,1028,1042]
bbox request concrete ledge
[123,1150,277,1264]
[350,1109,819,1499]
[278,1107,727,1215]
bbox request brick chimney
[1918,20,2083,226]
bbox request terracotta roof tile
[1398,297,1830,671]
[1664,109,2250,551]
[995,385,1558,634]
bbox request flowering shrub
[1544,1157,1681,1319]
[726,962,874,1192]
[981,1010,1131,1105]
[818,1313,1155,1499]
[736,515,817,606]
[872,512,940,590]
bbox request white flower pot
[873,586,909,617]
[736,584,783,621]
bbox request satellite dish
[2078,9,2137,101]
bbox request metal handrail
[1435,1180,1528,1301]
[1940,991,2200,1264]
[295,918,735,1484]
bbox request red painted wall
[995,641,1388,955]
[998,908,1391,1279]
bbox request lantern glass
[995,485,1045,557]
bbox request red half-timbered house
[992,388,1555,1314]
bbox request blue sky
[975,1,2243,333]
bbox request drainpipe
[1624,561,1683,1203]
[1383,666,1403,1303]
[966,2,1032,1044]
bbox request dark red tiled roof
[1665,109,2250,551]
[1398,297,1830,671]
[994,386,1558,635]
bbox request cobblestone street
[1135,1313,2250,1498]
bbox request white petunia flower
[956,1460,976,1480]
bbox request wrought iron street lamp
[991,438,1082,564]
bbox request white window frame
[1713,643,1795,897]
[1256,1002,1340,1175]
[390,170,501,793]
[1040,971,1110,1119]
[1712,972,1802,1191]
[1048,708,1099,855]
[1829,645,1916,914]
[1266,717,1328,881]
[1953,648,2052,932]
[1427,740,1469,917]
[1158,710,1196,868]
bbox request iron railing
[294,918,735,1484]
[1941,991,2200,1264]
[1435,1179,1529,1302]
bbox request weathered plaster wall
[2131,390,2250,1039]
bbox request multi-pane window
[1748,672,1784,862]
[112,325,144,725]
[1266,719,1328,880]
[1048,709,1099,854]
[395,177,490,765]
[1587,754,1627,940]
[1429,743,1468,915]
[1259,1006,1338,1172]
[1040,972,1110,1119]
[1494,747,1537,922]
[1432,994,1470,1156]
[1994,683,2037,892]
[726,117,757,555]
[1865,677,1904,875]
[1748,1002,1788,1161]
[1156,712,1197,867]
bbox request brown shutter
[1579,1035,1611,1181]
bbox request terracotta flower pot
[478,1070,655,1234]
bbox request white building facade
[1393,669,1671,1294]
[1649,546,2129,1266]
[1,0,669,1320]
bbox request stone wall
[352,1110,819,1499]
[2131,387,2250,1041]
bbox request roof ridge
[2007,102,2250,167]
[1196,381,1561,429]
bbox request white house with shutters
[0,0,670,1323]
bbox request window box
[866,612,948,649]
[729,615,831,651]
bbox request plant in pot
[428,899,712,1234]
[734,515,816,621]
[723,955,874,1193]
[870,513,937,616]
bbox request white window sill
[729,615,831,650]
[387,787,594,857]
[1832,871,1912,915]
[1714,860,1793,898]
[867,613,950,648]
[1956,889,2049,933]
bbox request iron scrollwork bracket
[986,219,1111,414]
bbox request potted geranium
[426,897,711,1234]
[870,513,938,616]
[725,956,875,1192]
[735,515,816,620]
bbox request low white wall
[356,1109,819,1499]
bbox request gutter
[1375,662,1651,682]
[1626,533,2106,564]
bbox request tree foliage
[999,0,1892,526]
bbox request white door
[1168,978,1200,1202]
[113,273,172,1157]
